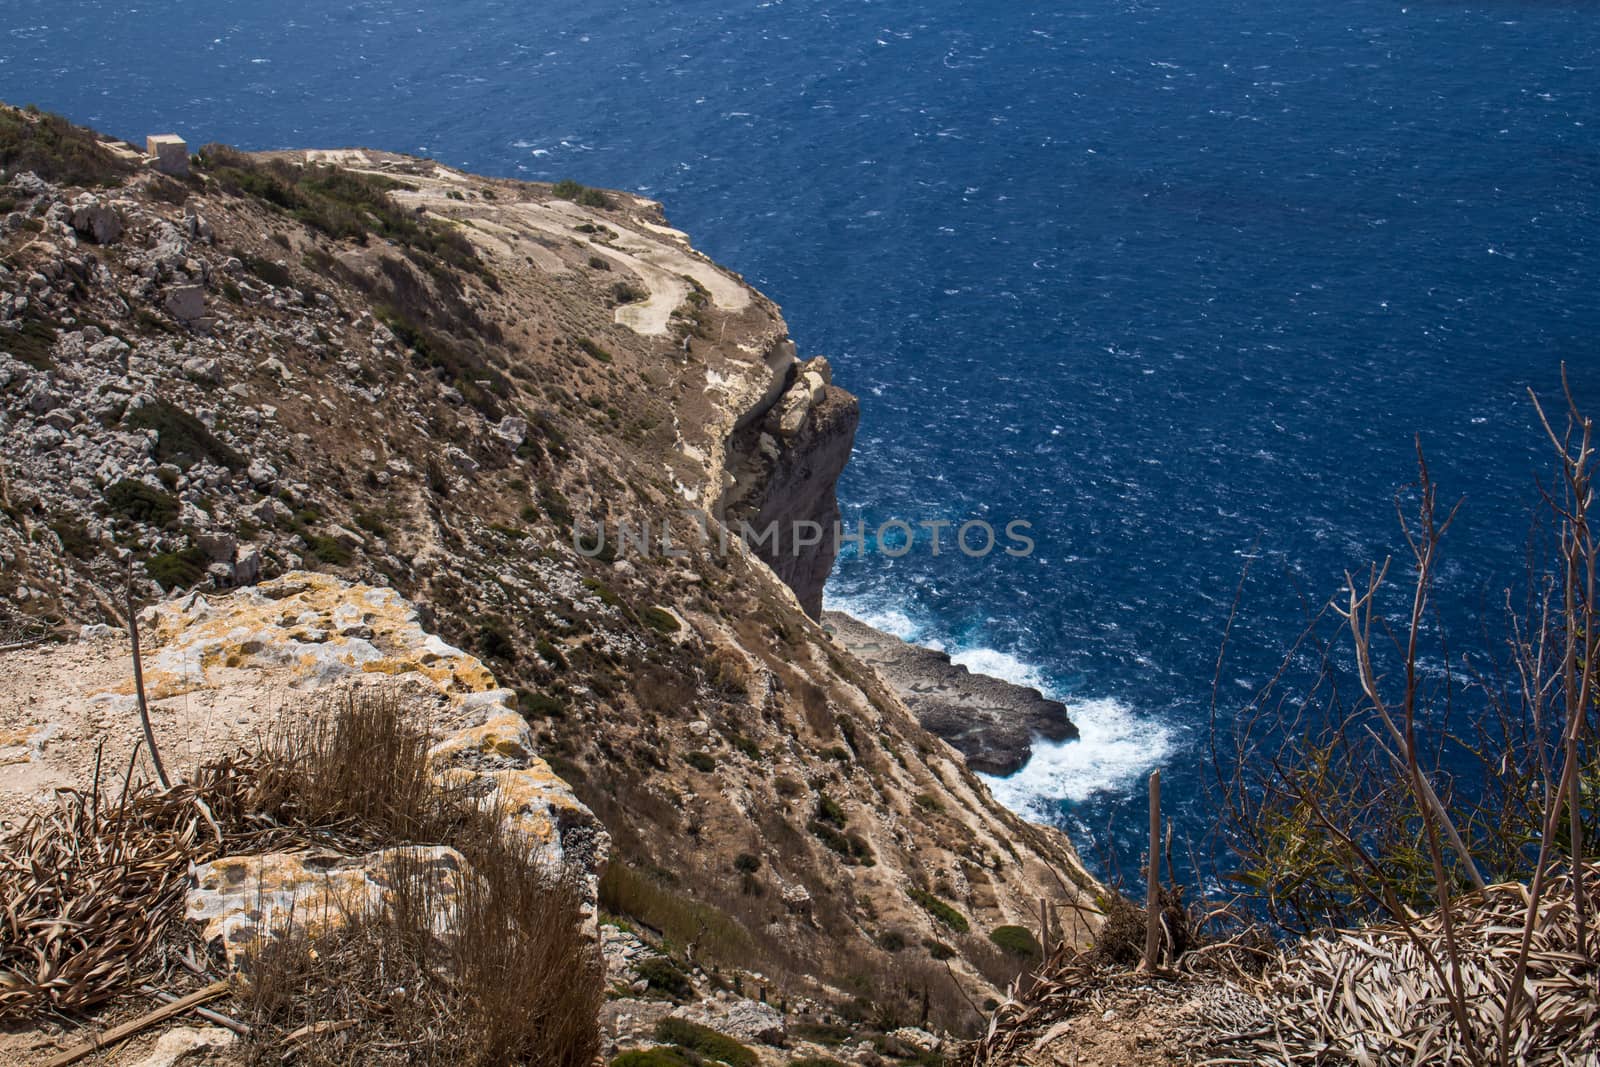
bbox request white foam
[824,592,924,642]
[980,696,1172,813]
[824,596,1171,810]
[950,646,1049,691]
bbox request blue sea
[6,1,1597,880]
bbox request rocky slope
[0,104,1097,1032]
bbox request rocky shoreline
[822,611,1077,777]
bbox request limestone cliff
[719,355,859,619]
[0,104,1096,1028]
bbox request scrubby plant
[641,606,680,634]
[685,750,717,773]
[125,400,243,470]
[611,1049,697,1067]
[0,314,58,370]
[909,889,969,934]
[104,479,179,528]
[306,534,351,566]
[0,105,133,186]
[145,546,207,590]
[988,925,1042,960]
[632,955,694,1000]
[652,1018,756,1067]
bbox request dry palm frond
[964,866,1600,1067]
[0,755,259,1020]
[1214,863,1600,1066]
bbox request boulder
[186,846,470,964]
[668,996,787,1045]
[164,284,206,323]
[69,197,123,245]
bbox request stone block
[146,134,190,178]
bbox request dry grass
[248,687,469,847]
[241,844,602,1066]
[238,688,605,1066]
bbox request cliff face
[719,355,859,619]
[0,104,1095,1022]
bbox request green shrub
[612,281,646,305]
[198,145,488,281]
[126,401,243,470]
[816,792,847,827]
[0,106,132,187]
[878,930,907,952]
[306,534,351,566]
[146,546,207,591]
[913,793,944,814]
[49,519,95,561]
[820,746,852,764]
[599,864,754,964]
[923,938,955,961]
[988,925,1042,959]
[552,178,584,200]
[641,606,680,634]
[519,690,567,719]
[733,853,761,874]
[792,1022,853,1046]
[353,509,388,536]
[632,956,693,1000]
[575,336,614,363]
[104,479,178,527]
[652,1018,755,1067]
[910,889,969,934]
[476,618,518,662]
[611,1050,697,1067]
[685,751,716,773]
[789,1059,849,1067]
[578,187,613,209]
[808,820,874,865]
[0,315,58,370]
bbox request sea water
[5,0,1597,879]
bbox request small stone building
[146,134,189,178]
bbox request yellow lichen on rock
[185,846,471,963]
[124,573,499,700]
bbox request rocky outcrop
[720,355,859,618]
[823,611,1078,775]
[0,571,606,971]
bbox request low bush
[146,546,207,590]
[306,534,351,566]
[685,751,717,773]
[0,314,58,370]
[641,606,680,634]
[0,105,132,187]
[104,479,178,527]
[125,400,243,470]
[653,1018,756,1067]
[611,1049,697,1067]
[910,890,969,934]
[633,955,693,1000]
[988,925,1042,960]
